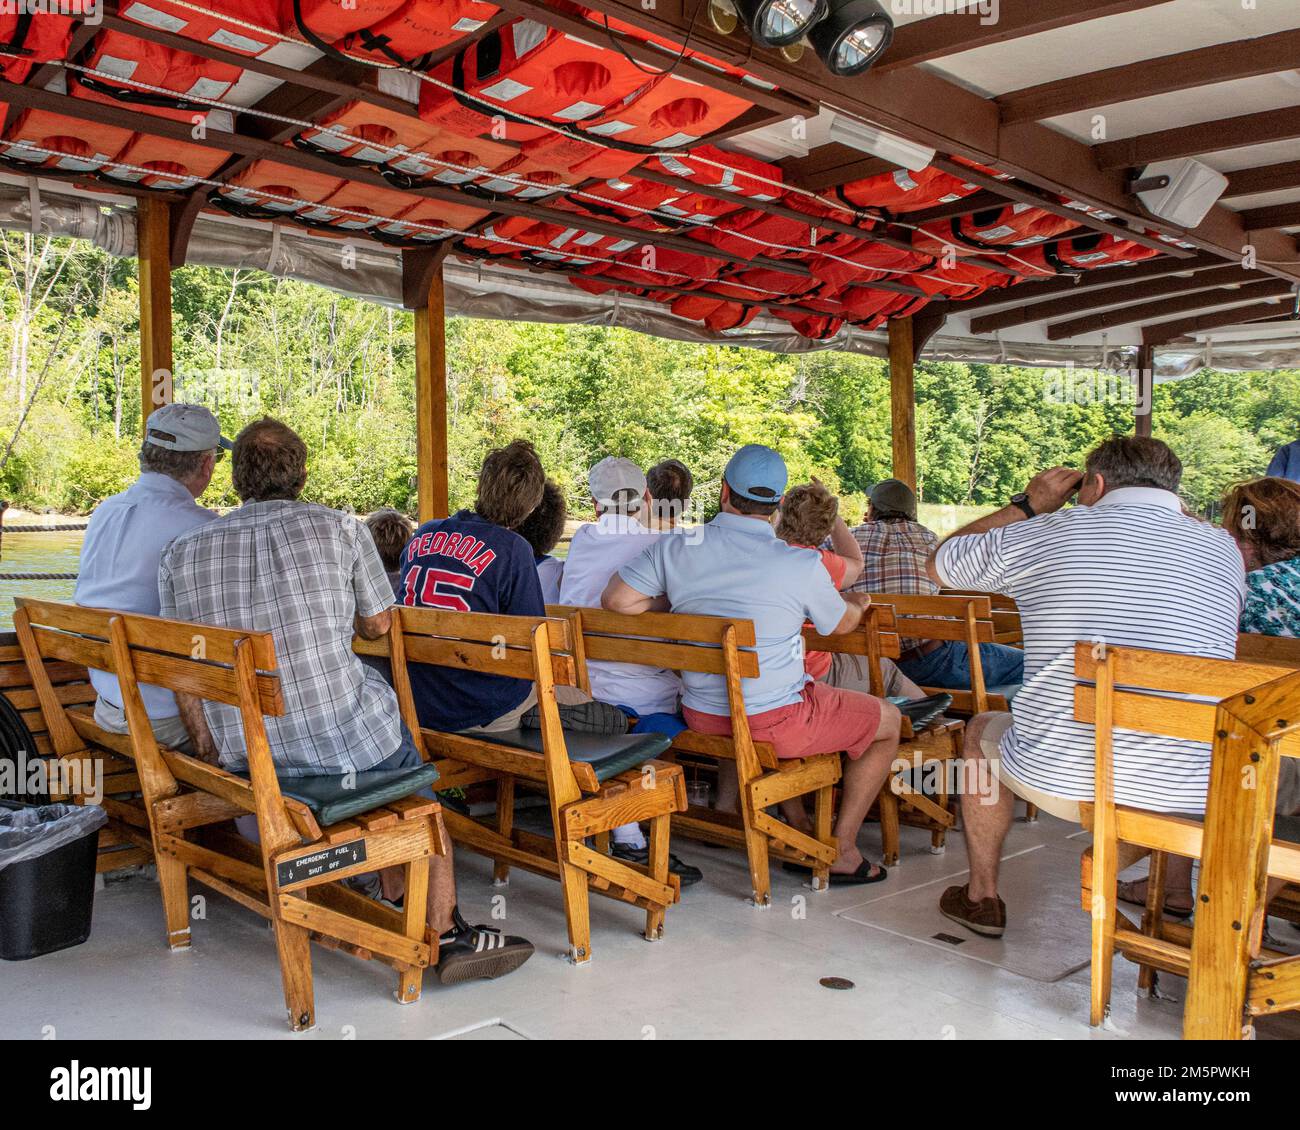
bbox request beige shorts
[978,711,1083,823]
[978,711,1300,825]
[460,684,595,735]
[94,696,194,755]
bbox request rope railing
[0,502,83,582]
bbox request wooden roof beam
[872,0,1175,74]
[1143,299,1299,345]
[969,263,1273,335]
[1094,108,1300,171]
[997,29,1300,125]
[1224,161,1300,199]
[1240,202,1300,234]
[1046,278,1295,340]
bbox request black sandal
[828,859,888,886]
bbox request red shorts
[683,681,884,761]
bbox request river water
[0,530,82,630]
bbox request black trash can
[0,800,107,960]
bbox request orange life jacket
[471,153,571,199]
[837,166,980,216]
[1013,231,1162,275]
[69,30,243,123]
[373,198,489,245]
[418,19,650,143]
[669,293,756,332]
[768,309,843,340]
[650,146,783,202]
[119,0,290,58]
[294,100,515,189]
[312,0,499,69]
[0,110,132,176]
[104,132,228,190]
[808,241,932,290]
[913,203,1080,258]
[0,10,73,83]
[209,160,345,219]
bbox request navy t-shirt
[400,509,544,731]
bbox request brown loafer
[939,883,1006,938]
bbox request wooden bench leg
[397,855,429,1004]
[644,812,669,940]
[811,784,833,891]
[1087,837,1119,1028]
[272,915,316,1031]
[1137,850,1168,995]
[559,858,593,964]
[878,782,901,868]
[739,791,772,907]
[157,850,193,951]
[494,775,515,885]
[1024,802,1039,823]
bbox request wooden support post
[137,197,174,434]
[1135,342,1154,438]
[413,262,449,523]
[889,316,917,491]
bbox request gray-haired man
[75,403,229,753]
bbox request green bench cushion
[269,764,441,827]
[476,729,672,783]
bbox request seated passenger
[645,458,694,530]
[927,437,1254,936]
[516,478,567,604]
[364,507,415,599]
[402,440,626,736]
[75,403,226,755]
[603,444,902,885]
[849,478,1024,692]
[558,456,700,885]
[159,417,533,982]
[1222,477,1300,638]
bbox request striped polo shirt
[935,488,1245,814]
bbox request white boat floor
[2,814,1297,1040]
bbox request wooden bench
[1073,641,1300,1038]
[546,605,828,905]
[364,606,685,963]
[804,603,966,864]
[940,588,1023,646]
[16,598,445,1031]
[868,592,1013,716]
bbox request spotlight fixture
[809,0,894,77]
[734,0,828,48]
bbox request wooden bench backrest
[355,606,576,685]
[15,598,281,720]
[545,605,759,681]
[940,587,1023,644]
[13,599,313,847]
[867,592,1005,713]
[1073,643,1300,759]
[0,629,94,760]
[1237,631,1300,668]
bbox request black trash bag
[0,803,107,872]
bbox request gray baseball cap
[145,404,232,453]
[868,478,918,520]
[589,456,646,506]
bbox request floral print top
[1240,556,1300,638]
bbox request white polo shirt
[618,511,847,716]
[560,513,681,715]
[935,488,1245,814]
[75,472,217,718]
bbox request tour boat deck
[5,813,1297,1041]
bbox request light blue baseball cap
[723,444,787,503]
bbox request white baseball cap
[145,404,232,453]
[588,456,646,509]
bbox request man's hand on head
[1025,467,1084,515]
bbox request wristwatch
[1010,492,1035,519]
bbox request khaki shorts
[94,696,194,755]
[978,711,1300,825]
[460,685,610,735]
[978,711,1083,822]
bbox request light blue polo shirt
[75,472,217,718]
[617,511,847,716]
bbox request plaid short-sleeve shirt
[844,519,940,650]
[159,499,401,777]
